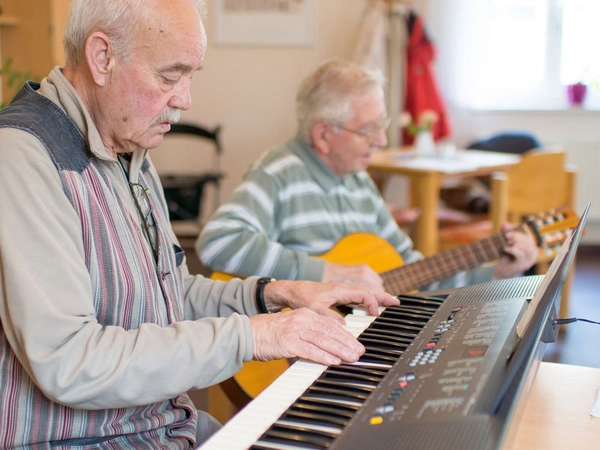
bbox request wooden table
[505,361,600,449]
[368,149,521,256]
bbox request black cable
[554,317,600,326]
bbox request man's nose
[372,126,388,148]
[169,77,192,111]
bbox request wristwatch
[255,277,276,314]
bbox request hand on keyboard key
[250,308,366,366]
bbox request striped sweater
[198,136,491,288]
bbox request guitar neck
[382,231,509,294]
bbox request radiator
[545,139,600,244]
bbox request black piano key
[291,400,357,419]
[380,309,433,321]
[371,317,423,332]
[251,444,312,450]
[358,350,400,364]
[333,362,389,375]
[395,295,444,308]
[345,360,394,370]
[277,419,342,437]
[391,301,442,311]
[358,336,410,350]
[358,335,409,348]
[259,423,337,448]
[284,408,350,427]
[307,384,371,401]
[300,392,363,409]
[387,305,438,316]
[322,367,385,384]
[297,394,362,409]
[315,377,378,391]
[384,303,437,313]
[253,435,326,450]
[361,344,403,358]
[366,323,419,338]
[359,329,415,344]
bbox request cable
[554,317,600,326]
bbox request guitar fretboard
[382,232,509,294]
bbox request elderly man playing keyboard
[0,1,398,448]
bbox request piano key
[290,400,357,419]
[307,384,372,401]
[360,343,404,356]
[282,408,349,427]
[358,350,399,364]
[251,443,309,450]
[357,336,410,349]
[344,360,393,370]
[258,423,337,448]
[322,368,385,384]
[295,395,361,412]
[314,377,378,391]
[300,392,364,409]
[276,419,342,436]
[359,330,415,344]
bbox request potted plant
[566,82,587,106]
[400,109,439,156]
[0,57,37,109]
[566,68,599,107]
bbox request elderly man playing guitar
[197,59,538,292]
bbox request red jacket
[403,12,451,144]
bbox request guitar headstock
[524,208,581,250]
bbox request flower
[399,109,439,136]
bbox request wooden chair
[438,150,578,318]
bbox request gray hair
[296,59,386,140]
[63,0,206,68]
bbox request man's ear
[85,32,115,87]
[311,121,332,155]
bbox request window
[427,0,600,110]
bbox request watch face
[259,277,275,284]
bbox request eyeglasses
[129,182,159,262]
[332,116,392,143]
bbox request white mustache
[157,108,181,125]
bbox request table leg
[411,172,441,257]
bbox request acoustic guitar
[214,208,580,403]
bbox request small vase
[414,130,436,157]
[567,83,587,106]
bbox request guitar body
[320,232,404,272]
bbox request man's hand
[323,262,384,291]
[263,280,399,318]
[250,308,365,365]
[493,223,538,280]
[250,279,398,365]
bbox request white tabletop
[386,149,521,174]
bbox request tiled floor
[543,245,600,368]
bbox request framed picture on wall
[213,0,317,47]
